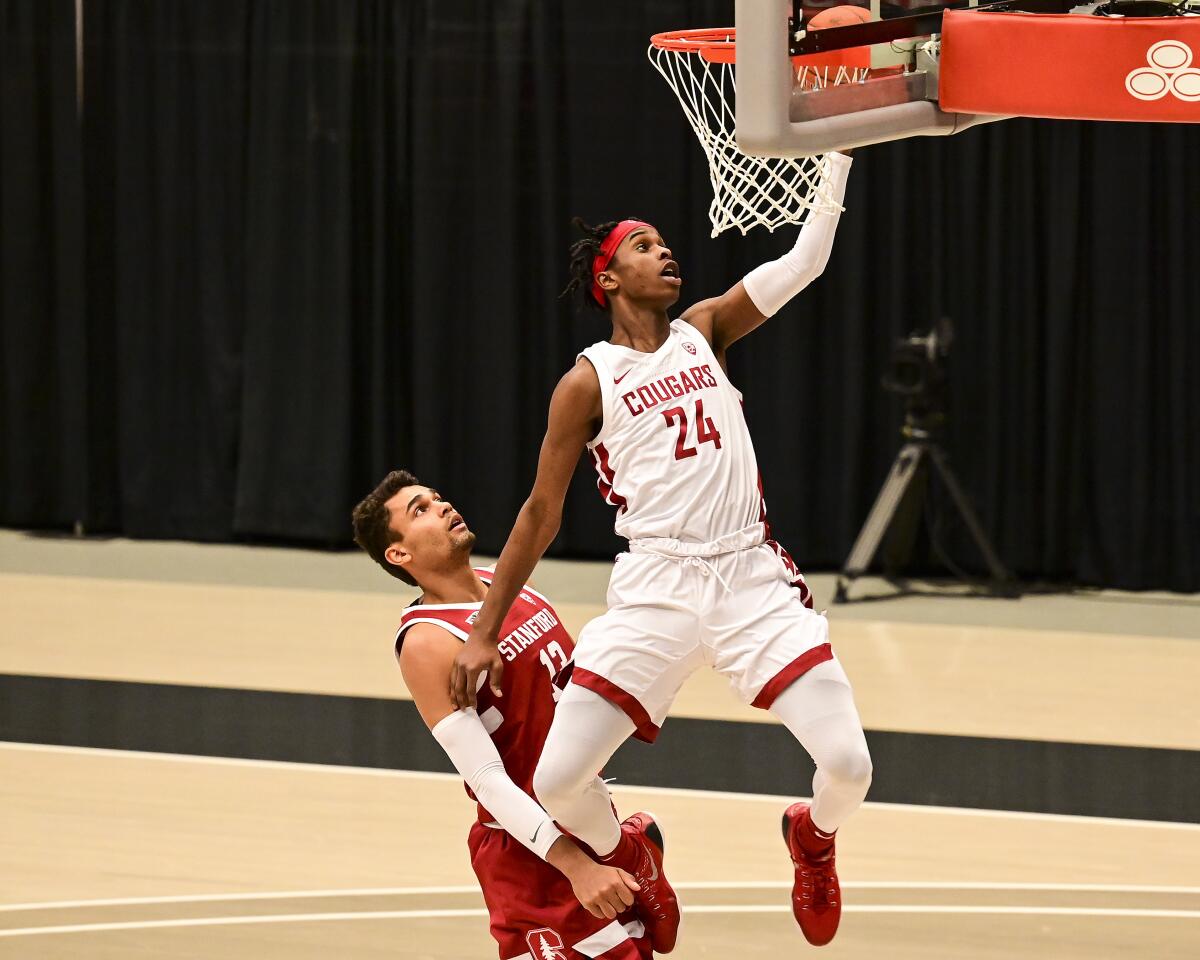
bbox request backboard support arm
[788,0,1079,56]
[735,0,1008,158]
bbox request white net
[797,63,871,91]
[649,37,849,238]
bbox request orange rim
[649,28,738,64]
[649,26,874,70]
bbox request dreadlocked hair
[560,216,620,312]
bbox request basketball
[795,5,873,85]
[807,5,872,30]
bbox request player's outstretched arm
[682,150,853,360]
[449,360,602,710]
[404,626,638,918]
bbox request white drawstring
[683,555,733,595]
[627,522,762,597]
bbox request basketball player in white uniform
[451,151,871,948]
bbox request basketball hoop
[649,27,871,237]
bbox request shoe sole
[640,811,666,854]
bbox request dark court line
[1,674,1196,824]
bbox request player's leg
[469,822,649,960]
[709,551,873,832]
[535,552,699,953]
[536,550,699,849]
[767,651,871,948]
[709,546,873,828]
[534,681,635,855]
[534,682,682,954]
[769,657,872,943]
[768,657,872,836]
[707,544,871,946]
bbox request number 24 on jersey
[662,399,722,461]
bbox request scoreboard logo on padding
[1126,41,1200,103]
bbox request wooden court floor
[1,743,1199,959]
[2,532,1199,957]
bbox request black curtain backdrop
[1,0,88,527]
[2,0,1198,590]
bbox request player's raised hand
[567,862,640,920]
[450,630,505,709]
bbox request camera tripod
[833,417,1013,603]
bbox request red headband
[591,219,652,306]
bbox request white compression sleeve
[532,682,635,857]
[768,658,872,834]
[741,151,853,319]
[431,708,564,861]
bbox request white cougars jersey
[578,318,764,544]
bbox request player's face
[382,485,475,578]
[608,227,681,309]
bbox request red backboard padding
[939,10,1200,122]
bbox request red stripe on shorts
[571,668,661,744]
[750,642,834,710]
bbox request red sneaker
[782,802,841,946]
[611,812,680,953]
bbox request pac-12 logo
[683,341,697,355]
[526,927,567,959]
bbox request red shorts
[468,821,652,960]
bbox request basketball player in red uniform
[451,153,871,947]
[352,469,655,960]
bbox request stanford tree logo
[525,927,568,959]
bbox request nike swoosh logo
[614,370,631,384]
[641,841,659,881]
[530,822,543,844]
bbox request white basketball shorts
[569,533,833,743]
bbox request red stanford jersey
[395,569,574,823]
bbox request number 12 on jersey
[662,399,722,461]
[538,641,569,701]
